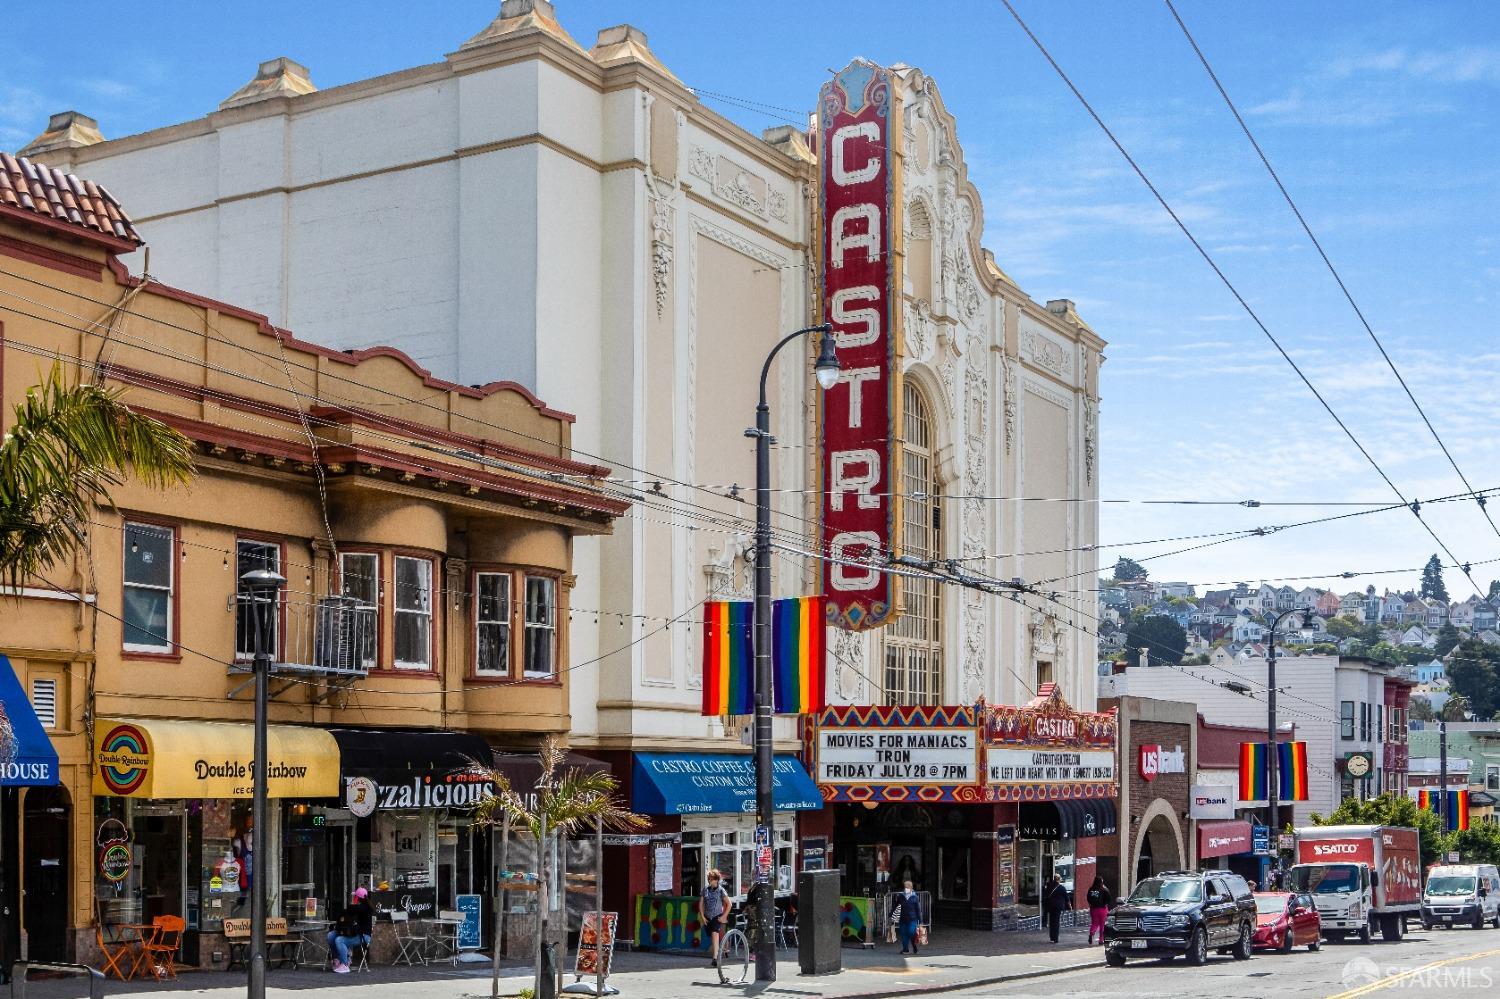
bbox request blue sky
[5,1,1499,599]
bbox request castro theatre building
[801,685,1117,930]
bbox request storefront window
[198,799,254,931]
[680,816,794,900]
[340,552,379,668]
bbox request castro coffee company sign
[1137,744,1186,782]
[819,59,904,632]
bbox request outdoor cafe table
[291,919,332,968]
[122,923,161,981]
[425,914,464,963]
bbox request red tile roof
[0,151,140,246]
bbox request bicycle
[714,927,751,985]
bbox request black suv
[1103,870,1257,967]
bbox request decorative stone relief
[1029,610,1061,660]
[717,167,766,217]
[1000,352,1017,456]
[688,145,716,184]
[1022,330,1073,379]
[1083,396,1097,487]
[906,299,934,362]
[704,534,753,601]
[767,190,788,221]
[650,198,674,318]
[834,628,867,701]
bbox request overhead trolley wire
[998,0,1487,599]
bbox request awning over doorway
[0,654,59,786]
[93,718,339,798]
[632,752,823,815]
[489,749,609,797]
[1018,797,1118,839]
[1197,819,1254,859]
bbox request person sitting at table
[327,887,374,973]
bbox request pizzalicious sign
[818,58,904,632]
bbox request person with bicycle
[699,869,730,968]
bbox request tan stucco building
[0,149,623,963]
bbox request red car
[1252,891,1322,952]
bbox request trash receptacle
[539,941,559,999]
[798,869,842,975]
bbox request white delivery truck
[1288,825,1422,943]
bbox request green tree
[1421,555,1450,603]
[1443,823,1500,866]
[469,737,646,999]
[1326,616,1364,640]
[1409,696,1436,722]
[1442,693,1472,722]
[2,364,195,591]
[1312,793,1445,870]
[1447,640,1499,720]
[1434,622,1463,658]
[1124,615,1188,668]
[1114,556,1148,582]
[1364,642,1406,666]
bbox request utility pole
[241,569,284,999]
[1439,718,1448,830]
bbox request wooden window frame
[121,517,181,661]
[473,569,514,679]
[336,548,384,671]
[467,565,564,685]
[391,552,438,673]
[233,533,287,663]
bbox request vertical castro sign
[819,59,904,632]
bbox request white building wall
[27,8,1104,752]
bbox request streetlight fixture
[240,567,285,999]
[1266,606,1313,880]
[747,322,837,983]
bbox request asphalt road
[954,924,1500,999]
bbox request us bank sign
[818,59,905,632]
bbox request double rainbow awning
[93,717,339,798]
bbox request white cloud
[1329,46,1500,84]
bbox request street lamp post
[748,323,838,983]
[240,568,285,999]
[1266,606,1311,880]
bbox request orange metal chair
[142,915,185,980]
[93,918,135,981]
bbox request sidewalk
[15,922,1100,999]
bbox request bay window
[394,556,433,669]
[524,575,557,678]
[475,572,512,676]
[339,551,380,669]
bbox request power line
[1163,0,1500,549]
[998,0,1487,599]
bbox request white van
[1421,864,1500,930]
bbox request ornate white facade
[23,2,1104,752]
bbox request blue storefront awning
[633,753,823,815]
[0,654,60,786]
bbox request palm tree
[1441,693,1472,722]
[468,736,646,999]
[1,363,195,592]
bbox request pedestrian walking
[699,869,730,968]
[892,880,924,955]
[1086,875,1110,945]
[1043,874,1071,944]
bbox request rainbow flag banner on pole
[1239,742,1268,801]
[701,601,754,716]
[1278,741,1310,801]
[771,596,827,714]
[1419,789,1471,831]
[1239,742,1309,801]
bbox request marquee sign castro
[818,59,904,632]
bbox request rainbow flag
[1421,789,1471,831]
[772,596,827,714]
[702,601,754,716]
[1279,742,1309,801]
[1239,742,1268,801]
